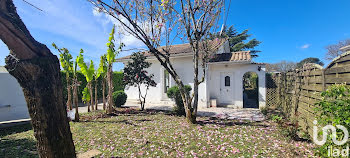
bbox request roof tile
[116,39,227,61]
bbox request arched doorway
[243,72,259,108]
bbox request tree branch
[0,0,51,60]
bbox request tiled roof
[116,39,227,61]
[0,66,8,73]
[230,51,251,61]
[209,51,251,62]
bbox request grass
[0,108,317,157]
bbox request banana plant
[72,55,81,121]
[93,61,102,111]
[98,55,108,110]
[82,86,90,105]
[106,25,124,113]
[77,49,95,112]
[52,43,73,110]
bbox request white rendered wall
[123,60,163,104]
[207,63,266,109]
[0,72,29,122]
[123,56,208,108]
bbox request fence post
[322,69,326,91]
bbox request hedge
[61,71,124,102]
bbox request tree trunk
[192,41,199,123]
[141,98,146,111]
[6,56,77,157]
[66,74,72,110]
[90,82,94,111]
[139,96,145,111]
[184,105,196,123]
[87,82,91,112]
[73,78,79,121]
[102,79,106,110]
[94,79,98,110]
[176,81,196,123]
[0,0,76,157]
[138,85,143,111]
[107,65,114,113]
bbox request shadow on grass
[80,107,272,128]
[196,118,270,127]
[0,138,37,158]
[79,119,141,127]
[80,108,176,120]
[0,123,32,137]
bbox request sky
[0,0,349,70]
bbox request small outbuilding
[0,66,29,122]
[117,40,266,109]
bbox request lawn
[0,108,316,157]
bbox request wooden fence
[266,51,350,136]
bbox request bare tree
[89,0,223,123]
[178,0,223,122]
[266,61,297,72]
[325,39,350,60]
[0,0,76,157]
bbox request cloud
[0,0,146,70]
[11,0,109,59]
[300,44,311,49]
[91,7,145,49]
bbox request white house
[117,40,266,109]
[0,66,29,122]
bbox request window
[164,70,170,93]
[225,76,230,86]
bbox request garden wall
[266,51,350,136]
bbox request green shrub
[314,84,350,157]
[271,114,283,123]
[167,85,192,116]
[279,121,300,141]
[270,114,302,141]
[112,90,127,107]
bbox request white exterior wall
[124,60,163,104]
[121,41,266,109]
[123,56,208,108]
[207,63,266,109]
[0,72,29,122]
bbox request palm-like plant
[93,63,102,110]
[77,49,95,112]
[52,43,73,110]
[72,56,80,121]
[98,55,108,110]
[82,86,90,107]
[106,25,124,113]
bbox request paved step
[0,118,31,128]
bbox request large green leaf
[53,43,73,73]
[105,25,125,66]
[77,49,93,82]
[97,55,107,79]
[106,25,116,64]
[87,60,95,81]
[82,86,90,103]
